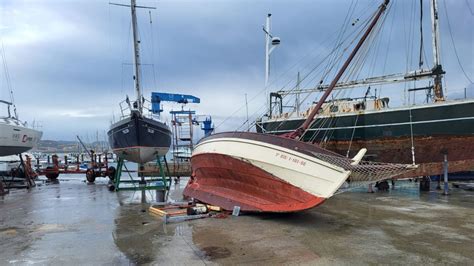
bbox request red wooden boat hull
[183,153,326,212]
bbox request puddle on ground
[199,246,232,259]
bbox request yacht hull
[0,120,42,156]
[108,114,172,163]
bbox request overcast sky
[1,0,473,141]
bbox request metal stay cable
[442,0,473,84]
[265,13,376,135]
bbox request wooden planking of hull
[185,153,326,212]
[323,135,474,178]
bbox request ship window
[354,102,366,111]
[330,105,339,112]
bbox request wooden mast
[430,0,445,101]
[287,0,390,140]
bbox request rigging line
[309,19,385,142]
[380,1,397,96]
[346,112,360,157]
[246,2,380,132]
[410,1,417,66]
[409,103,416,165]
[466,0,474,16]
[306,90,348,143]
[321,7,373,84]
[231,22,365,131]
[271,71,343,134]
[368,4,390,77]
[406,0,416,72]
[267,18,361,95]
[270,20,372,135]
[265,27,363,125]
[442,0,473,84]
[321,0,356,84]
[120,17,133,95]
[313,25,382,144]
[322,11,375,81]
[411,0,418,69]
[277,8,374,97]
[0,41,17,118]
[402,1,410,73]
[275,17,369,97]
[323,0,379,85]
[264,11,368,99]
[148,10,158,92]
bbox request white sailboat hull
[0,120,42,156]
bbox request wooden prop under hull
[183,153,326,212]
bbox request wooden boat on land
[184,0,416,212]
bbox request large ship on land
[256,0,473,178]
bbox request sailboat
[184,0,416,212]
[107,0,172,164]
[256,0,474,178]
[0,45,42,156]
[0,101,42,156]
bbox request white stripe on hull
[113,146,168,163]
[265,116,474,134]
[193,137,351,198]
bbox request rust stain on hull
[322,135,474,177]
[183,153,325,212]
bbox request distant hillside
[33,140,109,153]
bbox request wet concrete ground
[1,177,473,265]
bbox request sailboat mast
[131,0,143,113]
[287,0,390,139]
[430,0,445,101]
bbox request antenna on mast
[263,14,281,115]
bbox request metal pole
[131,0,143,113]
[443,154,449,195]
[264,14,271,112]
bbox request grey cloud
[1,0,472,140]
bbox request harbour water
[1,178,473,264]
